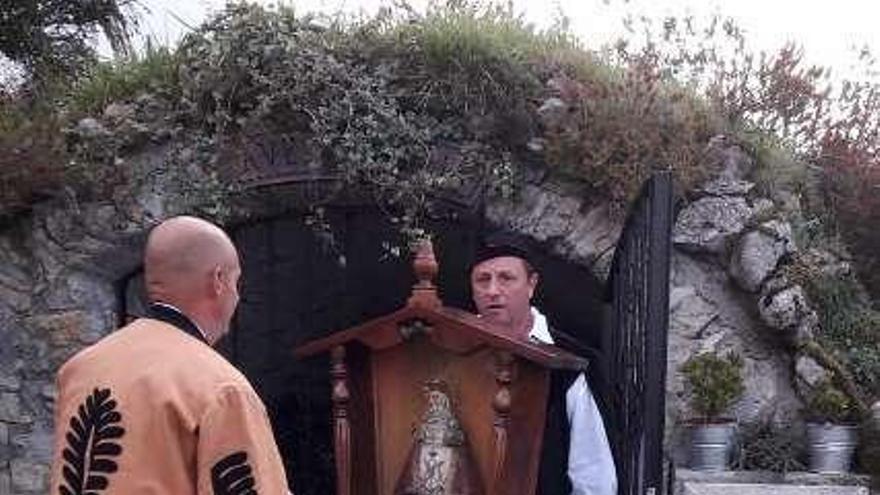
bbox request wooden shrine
[294,240,588,495]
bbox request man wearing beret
[470,233,617,495]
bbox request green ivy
[172,3,546,237]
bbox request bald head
[144,216,241,344]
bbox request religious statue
[395,383,483,495]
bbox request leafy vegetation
[0,0,135,87]
[806,379,860,424]
[610,13,880,299]
[0,42,181,220]
[0,0,877,287]
[681,351,745,421]
[0,111,67,216]
[858,414,880,487]
[804,273,880,402]
[0,1,878,479]
[65,42,180,116]
[779,246,879,412]
[733,421,806,472]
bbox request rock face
[488,134,820,467]
[73,117,109,139]
[0,128,846,485]
[536,97,568,129]
[795,356,829,397]
[759,285,811,333]
[729,221,795,293]
[10,460,49,493]
[703,135,756,181]
[0,393,30,425]
[699,178,755,197]
[666,250,803,465]
[0,138,203,493]
[486,182,621,281]
[673,196,754,254]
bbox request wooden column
[491,351,514,495]
[331,345,352,495]
[406,239,441,309]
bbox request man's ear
[210,265,224,297]
[528,272,539,299]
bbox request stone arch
[211,197,611,494]
[0,136,829,491]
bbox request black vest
[536,328,609,495]
[536,367,581,494]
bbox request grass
[0,40,180,219]
[392,1,580,68]
[740,128,812,198]
[0,1,876,290]
[1,41,179,131]
[64,41,180,116]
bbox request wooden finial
[330,346,351,495]
[407,238,441,309]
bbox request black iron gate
[604,172,673,495]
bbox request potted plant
[804,379,860,473]
[680,351,745,471]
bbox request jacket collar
[146,302,209,345]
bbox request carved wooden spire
[407,238,441,309]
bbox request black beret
[472,231,533,268]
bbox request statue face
[470,256,537,336]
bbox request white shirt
[528,307,618,495]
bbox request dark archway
[223,206,607,494]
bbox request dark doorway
[225,206,607,494]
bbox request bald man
[50,216,291,494]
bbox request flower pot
[807,422,858,473]
[689,422,736,471]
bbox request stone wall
[0,212,137,493]
[665,137,806,463]
[487,135,863,466]
[0,127,870,491]
[0,141,193,493]
[0,90,250,493]
[675,469,871,495]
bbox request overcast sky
[2,0,877,88]
[131,0,880,76]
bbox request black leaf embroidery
[58,387,125,495]
[212,451,259,495]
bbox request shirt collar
[528,306,555,345]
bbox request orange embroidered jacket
[50,313,290,494]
